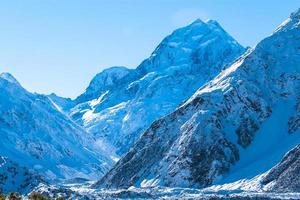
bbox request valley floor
[32,182,300,200]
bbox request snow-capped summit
[75,66,132,103]
[137,18,243,74]
[0,72,20,85]
[68,19,246,156]
[193,18,205,23]
[96,9,300,189]
[205,19,225,30]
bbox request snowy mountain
[0,156,43,194]
[0,73,114,192]
[75,66,132,104]
[47,93,75,113]
[95,9,300,189]
[68,19,246,156]
[261,143,300,192]
[201,142,300,194]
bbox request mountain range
[1,8,300,199]
[95,8,300,190]
[0,72,113,193]
[57,19,246,157]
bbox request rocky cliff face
[95,9,300,189]
[68,19,246,156]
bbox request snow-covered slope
[75,66,132,104]
[0,156,43,194]
[47,93,75,113]
[69,19,246,156]
[202,143,300,194]
[33,182,300,200]
[261,143,300,192]
[95,9,300,189]
[0,73,114,192]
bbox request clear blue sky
[1,0,299,98]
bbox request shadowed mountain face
[65,19,246,157]
[95,9,300,189]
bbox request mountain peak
[189,19,224,32]
[206,19,221,27]
[88,66,131,88]
[75,66,131,103]
[100,66,129,73]
[0,72,20,85]
[88,66,131,91]
[136,17,244,74]
[190,18,205,26]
